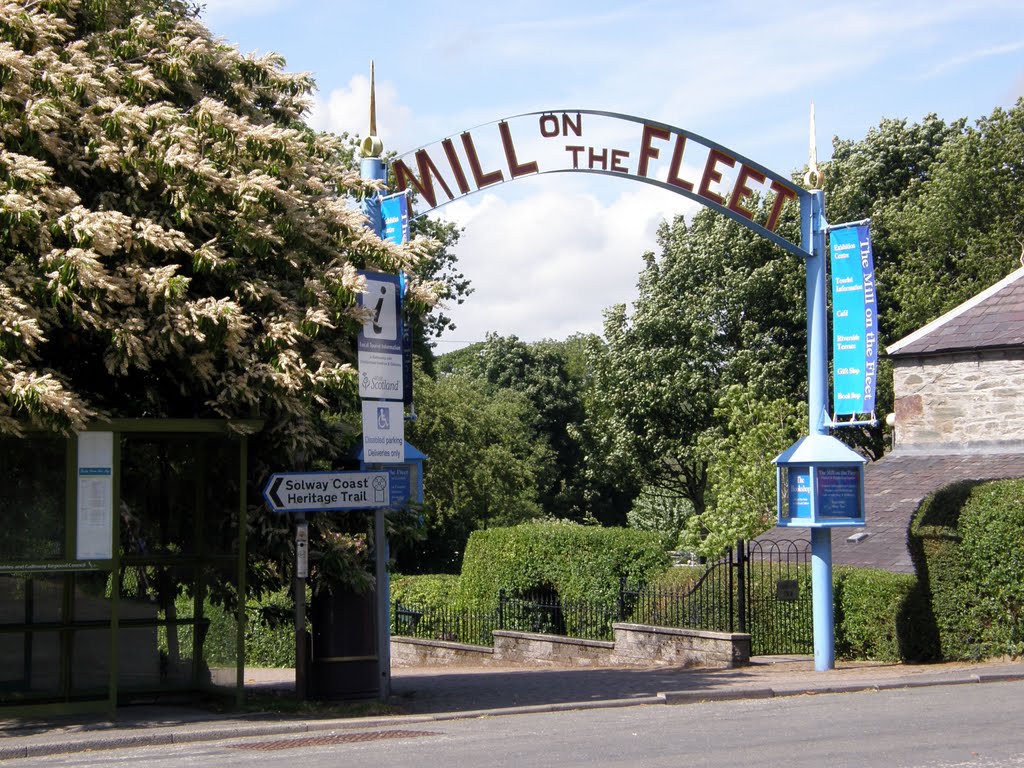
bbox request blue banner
[381,191,409,245]
[829,224,878,416]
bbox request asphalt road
[14,681,1024,768]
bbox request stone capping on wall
[390,636,495,667]
[612,623,751,668]
[392,623,751,669]
[493,630,616,667]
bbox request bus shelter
[0,419,261,716]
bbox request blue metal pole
[360,129,390,698]
[804,188,835,672]
[807,189,829,438]
[811,527,834,670]
[360,157,385,237]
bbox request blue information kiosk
[774,434,866,670]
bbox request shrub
[649,566,703,590]
[909,478,1024,660]
[390,573,462,611]
[458,522,669,614]
[958,481,1024,656]
[198,589,297,668]
[833,567,928,661]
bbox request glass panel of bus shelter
[200,438,243,557]
[119,436,203,557]
[0,574,65,698]
[200,565,240,692]
[0,437,66,562]
[71,628,110,693]
[117,564,198,689]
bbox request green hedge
[833,566,929,661]
[197,589,298,668]
[909,479,1024,660]
[390,573,462,612]
[458,522,669,613]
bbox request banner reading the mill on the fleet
[829,224,878,416]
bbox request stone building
[888,266,1024,448]
[759,266,1024,573]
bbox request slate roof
[756,447,1024,573]
[888,266,1024,357]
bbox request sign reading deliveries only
[263,471,390,514]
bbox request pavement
[2,657,1024,760]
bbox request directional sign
[263,471,390,513]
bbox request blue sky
[200,1,1024,349]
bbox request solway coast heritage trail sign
[384,106,872,673]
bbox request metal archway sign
[391,109,811,258]
[381,109,841,673]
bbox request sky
[199,0,1024,351]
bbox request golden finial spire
[804,101,824,189]
[360,60,384,158]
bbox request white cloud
[921,40,1024,79]
[432,177,698,348]
[308,75,413,150]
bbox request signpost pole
[811,527,834,670]
[805,186,836,672]
[359,66,393,701]
[374,507,391,698]
[294,513,308,700]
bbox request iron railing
[392,546,737,646]
[742,538,813,656]
[392,539,812,656]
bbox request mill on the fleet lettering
[391,110,803,258]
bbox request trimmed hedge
[833,566,929,662]
[909,479,1024,660]
[458,522,670,613]
[391,573,462,612]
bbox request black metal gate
[738,538,813,656]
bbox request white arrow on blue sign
[262,471,390,513]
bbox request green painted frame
[0,419,262,717]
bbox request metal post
[811,528,834,671]
[293,513,308,701]
[360,157,385,236]
[804,188,836,671]
[807,189,829,438]
[374,507,391,700]
[735,539,746,635]
[617,576,626,622]
[236,434,249,708]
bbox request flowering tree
[0,0,436,463]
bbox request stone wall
[392,624,751,669]
[893,351,1024,447]
[611,624,750,668]
[391,636,495,667]
[492,631,615,667]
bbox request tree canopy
[599,206,806,524]
[0,0,435,463]
[823,103,1024,341]
[401,361,548,572]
